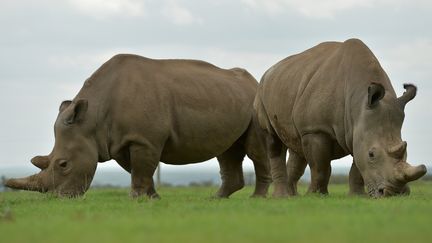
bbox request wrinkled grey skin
[6,54,271,198]
[254,39,427,198]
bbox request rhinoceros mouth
[366,184,381,198]
[55,190,85,198]
[367,182,409,198]
[52,183,89,198]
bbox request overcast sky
[0,0,431,172]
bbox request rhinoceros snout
[374,183,411,198]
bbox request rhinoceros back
[256,39,395,154]
[76,54,257,164]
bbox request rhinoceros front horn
[4,174,46,192]
[399,163,427,182]
[404,164,427,182]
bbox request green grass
[1,182,432,243]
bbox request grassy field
[1,182,431,243]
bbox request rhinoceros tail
[253,88,274,136]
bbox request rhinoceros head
[5,99,98,197]
[353,83,427,197]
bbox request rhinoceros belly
[160,103,251,164]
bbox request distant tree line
[1,173,431,191]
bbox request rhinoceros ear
[64,99,88,125]
[59,100,72,113]
[367,83,385,108]
[398,83,417,109]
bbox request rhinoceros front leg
[267,134,289,197]
[286,149,307,196]
[348,162,366,195]
[129,144,161,199]
[215,142,246,198]
[302,133,332,194]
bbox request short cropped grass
[1,182,431,243]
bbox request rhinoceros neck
[344,57,396,154]
[73,78,113,162]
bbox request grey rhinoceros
[254,38,427,198]
[5,54,271,198]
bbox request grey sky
[0,0,431,171]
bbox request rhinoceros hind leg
[249,157,271,198]
[286,149,307,196]
[302,133,332,195]
[247,153,271,197]
[215,142,246,198]
[266,133,289,198]
[348,162,366,196]
[244,127,271,197]
[129,143,161,199]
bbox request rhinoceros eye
[58,160,68,168]
[368,150,375,159]
[56,159,71,175]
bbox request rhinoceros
[5,54,271,198]
[254,38,427,198]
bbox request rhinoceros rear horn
[4,174,45,192]
[367,83,385,108]
[64,99,88,125]
[398,83,417,109]
[388,141,407,159]
[31,155,50,170]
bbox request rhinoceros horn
[388,141,407,159]
[396,162,427,183]
[31,155,50,170]
[398,84,417,109]
[4,173,46,192]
